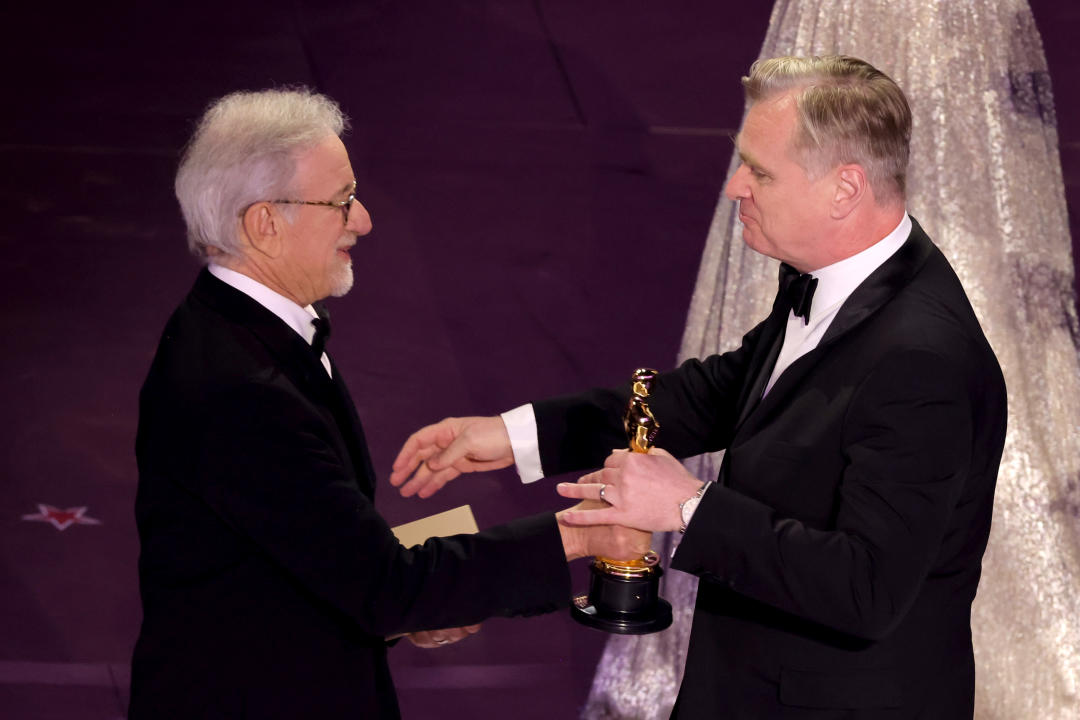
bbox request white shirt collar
[207,264,320,345]
[762,213,912,396]
[802,213,911,325]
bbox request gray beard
[328,259,354,297]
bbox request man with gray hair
[131,88,644,719]
[392,56,1007,718]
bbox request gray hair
[175,88,348,260]
[743,56,911,204]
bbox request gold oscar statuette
[570,368,674,634]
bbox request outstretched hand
[405,623,481,649]
[390,416,514,498]
[556,448,704,533]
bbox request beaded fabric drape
[582,1,1080,718]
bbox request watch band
[678,483,709,534]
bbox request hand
[556,500,652,562]
[405,623,481,649]
[556,448,704,533]
[390,416,514,498]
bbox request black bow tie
[778,262,818,325]
[311,304,331,358]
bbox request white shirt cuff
[500,404,545,484]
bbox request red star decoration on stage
[21,504,102,531]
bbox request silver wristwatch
[678,483,709,534]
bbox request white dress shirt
[763,213,911,394]
[502,214,912,484]
[208,264,332,377]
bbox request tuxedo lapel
[192,270,329,394]
[731,267,797,431]
[733,218,935,436]
[820,218,934,347]
[325,355,377,497]
[733,309,788,430]
[191,270,376,497]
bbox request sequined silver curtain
[582,1,1080,717]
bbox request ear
[830,164,866,219]
[240,202,285,259]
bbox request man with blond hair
[131,88,642,719]
[393,56,1007,718]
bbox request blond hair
[743,56,911,203]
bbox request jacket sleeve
[177,379,571,637]
[532,317,769,476]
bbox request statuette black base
[570,558,673,635]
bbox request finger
[576,469,603,485]
[438,624,480,643]
[391,425,444,467]
[556,481,607,502]
[389,452,420,487]
[565,480,620,506]
[399,462,459,498]
[444,627,473,643]
[407,632,439,648]
[576,467,617,488]
[603,449,630,468]
[391,433,423,474]
[424,433,472,472]
[397,455,444,497]
[390,428,441,485]
[393,442,447,487]
[391,444,444,486]
[558,506,621,526]
[414,465,462,499]
[396,462,432,497]
[401,431,499,497]
[647,446,673,459]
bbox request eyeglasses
[244,180,358,225]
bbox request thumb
[427,434,471,471]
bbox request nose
[346,199,373,236]
[724,163,750,201]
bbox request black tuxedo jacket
[131,270,570,719]
[534,220,1006,718]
